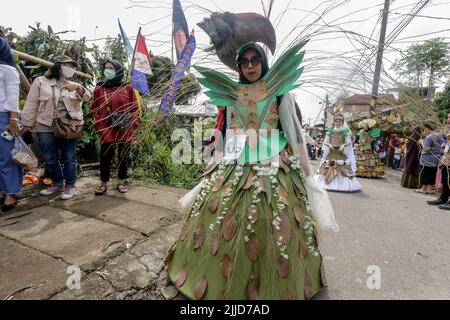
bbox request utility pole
[370,0,390,115]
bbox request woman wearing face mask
[21,55,91,200]
[166,41,337,300]
[90,59,140,195]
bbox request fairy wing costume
[166,12,337,301]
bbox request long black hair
[236,42,269,84]
[45,62,62,80]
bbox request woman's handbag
[51,87,84,140]
[103,90,133,130]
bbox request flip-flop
[116,184,128,194]
[95,184,108,196]
[414,189,427,194]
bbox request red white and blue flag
[131,33,153,95]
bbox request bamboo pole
[12,49,93,80]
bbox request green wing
[262,39,308,97]
[193,65,239,106]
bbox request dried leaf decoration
[294,204,306,228]
[273,214,291,245]
[258,175,266,193]
[218,291,230,300]
[194,278,208,300]
[277,185,290,206]
[174,264,188,287]
[222,209,237,241]
[179,221,190,241]
[212,175,224,192]
[282,288,293,300]
[277,256,290,278]
[220,254,233,277]
[300,238,309,259]
[243,171,254,190]
[304,271,312,299]
[210,237,220,256]
[193,226,205,250]
[208,198,219,214]
[164,243,176,265]
[247,277,260,300]
[246,234,260,261]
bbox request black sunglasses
[238,56,263,68]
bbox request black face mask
[236,43,269,84]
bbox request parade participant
[388,133,400,168]
[416,122,445,194]
[0,38,22,212]
[22,55,90,200]
[354,119,385,178]
[166,12,337,300]
[401,127,422,189]
[90,59,140,195]
[315,112,361,192]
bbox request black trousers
[100,142,130,183]
[441,165,450,201]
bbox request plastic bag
[11,136,38,170]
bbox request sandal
[1,201,18,213]
[116,184,128,194]
[95,184,108,196]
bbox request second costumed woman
[315,110,361,192]
[165,12,338,300]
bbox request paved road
[1,165,449,300]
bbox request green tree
[392,38,450,100]
[435,81,450,120]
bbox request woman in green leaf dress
[165,41,338,300]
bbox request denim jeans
[37,133,77,187]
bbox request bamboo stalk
[12,49,93,80]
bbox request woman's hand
[21,126,33,135]
[6,119,20,137]
[63,80,84,95]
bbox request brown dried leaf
[243,171,254,190]
[179,221,190,241]
[273,214,291,245]
[277,256,290,278]
[222,209,237,241]
[245,234,260,261]
[194,278,208,300]
[193,226,205,250]
[300,238,309,259]
[258,176,266,193]
[294,204,306,228]
[248,206,260,222]
[212,176,224,192]
[208,198,219,214]
[277,185,290,206]
[164,243,176,265]
[282,288,293,300]
[221,182,232,198]
[210,237,220,256]
[247,277,260,300]
[220,254,233,278]
[304,271,312,299]
[174,264,188,287]
[218,291,230,300]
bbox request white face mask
[61,65,76,78]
